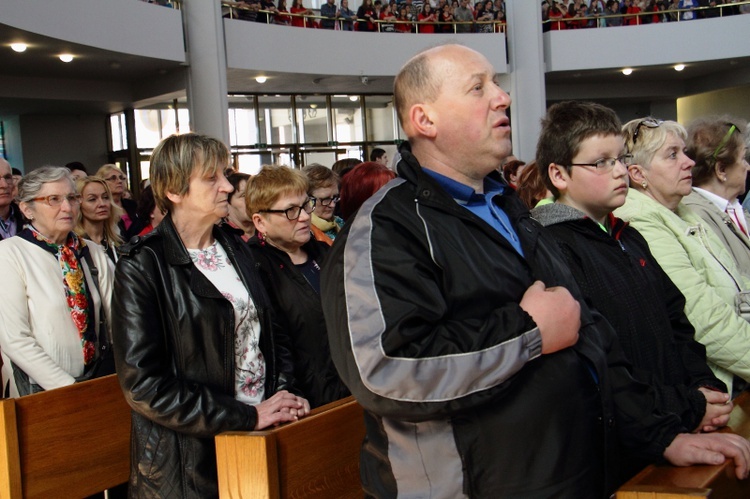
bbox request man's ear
[409,103,436,138]
[548,163,569,193]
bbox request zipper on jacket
[687,224,743,292]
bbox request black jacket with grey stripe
[321,143,685,498]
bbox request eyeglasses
[104,174,126,182]
[258,197,316,220]
[29,194,82,207]
[631,119,662,146]
[0,174,14,184]
[712,123,739,161]
[314,195,340,206]
[569,154,634,173]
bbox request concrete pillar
[182,0,230,143]
[504,0,546,163]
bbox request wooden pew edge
[215,397,362,499]
[616,484,712,498]
[217,396,359,439]
[0,399,21,499]
[616,391,750,498]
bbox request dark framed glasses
[258,197,316,220]
[314,195,340,206]
[631,118,662,146]
[712,123,739,160]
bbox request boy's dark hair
[536,100,622,198]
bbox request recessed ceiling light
[255,76,267,84]
[349,96,358,102]
[674,64,685,72]
[310,103,318,109]
[59,53,74,63]
[622,68,633,76]
[10,43,27,53]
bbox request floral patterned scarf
[19,226,97,364]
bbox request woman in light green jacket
[615,118,750,394]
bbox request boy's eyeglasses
[569,154,634,173]
[631,119,662,146]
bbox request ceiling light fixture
[674,64,685,72]
[59,54,74,63]
[349,96,358,102]
[622,68,633,76]
[10,43,27,53]
[255,76,267,84]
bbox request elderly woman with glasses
[302,163,344,245]
[682,119,750,278]
[112,135,309,497]
[247,165,349,408]
[615,118,750,395]
[96,164,138,240]
[0,166,114,397]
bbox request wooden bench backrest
[616,390,750,498]
[216,396,365,499]
[0,374,130,499]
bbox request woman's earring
[641,181,647,189]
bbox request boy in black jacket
[532,100,733,481]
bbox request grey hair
[17,166,75,202]
[622,118,688,169]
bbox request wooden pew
[0,375,130,498]
[616,390,750,498]
[215,396,365,499]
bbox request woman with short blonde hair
[113,134,309,497]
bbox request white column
[504,0,546,163]
[182,0,230,143]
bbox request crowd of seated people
[225,0,509,32]
[0,141,399,494]
[1,107,750,494]
[221,0,747,31]
[543,0,748,31]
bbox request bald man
[321,44,750,498]
[0,159,23,241]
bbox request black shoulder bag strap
[81,250,114,379]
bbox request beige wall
[677,87,750,125]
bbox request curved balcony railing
[543,1,750,30]
[222,1,507,33]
